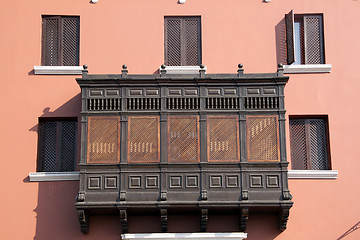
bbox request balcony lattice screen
[247,116,279,161]
[128,117,160,163]
[87,117,120,163]
[208,116,239,162]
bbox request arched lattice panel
[168,116,199,163]
[87,117,120,163]
[208,116,239,162]
[247,116,279,162]
[128,116,160,163]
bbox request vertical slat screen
[128,117,160,163]
[208,116,239,162]
[168,116,199,163]
[285,10,295,65]
[247,116,279,161]
[87,117,120,163]
[43,17,60,66]
[60,121,77,171]
[62,17,80,66]
[304,15,324,64]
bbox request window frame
[37,117,78,172]
[41,15,80,66]
[164,16,202,66]
[289,115,331,170]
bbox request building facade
[1,0,360,239]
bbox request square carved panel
[146,176,159,189]
[129,176,142,189]
[105,176,117,189]
[88,177,101,190]
[250,175,263,188]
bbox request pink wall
[1,0,360,239]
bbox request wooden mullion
[304,119,312,169]
[180,18,186,66]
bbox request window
[42,16,80,66]
[164,16,201,66]
[285,10,325,65]
[37,118,77,172]
[289,117,330,170]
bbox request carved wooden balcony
[75,64,293,234]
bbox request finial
[161,64,166,69]
[238,63,243,69]
[122,64,127,70]
[200,64,205,69]
[278,63,283,69]
[83,64,88,70]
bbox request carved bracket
[200,208,208,232]
[120,209,128,233]
[279,207,290,231]
[239,208,249,232]
[77,209,89,234]
[160,208,168,232]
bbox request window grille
[208,116,239,162]
[247,116,279,161]
[37,119,77,172]
[87,117,120,163]
[289,118,329,170]
[165,16,201,66]
[285,11,324,65]
[42,16,80,66]
[168,116,199,163]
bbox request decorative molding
[200,208,208,232]
[239,208,249,232]
[77,209,89,234]
[120,209,128,233]
[288,170,338,179]
[34,66,83,75]
[160,66,207,74]
[29,172,80,181]
[121,233,248,240]
[160,208,168,232]
[283,64,332,73]
[279,208,290,231]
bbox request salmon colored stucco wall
[0,0,360,239]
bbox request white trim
[288,170,338,179]
[34,66,83,75]
[29,172,80,181]
[283,64,332,73]
[122,233,247,240]
[161,66,207,74]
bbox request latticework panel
[304,16,323,64]
[289,119,308,169]
[128,117,159,163]
[185,18,200,66]
[168,116,199,163]
[87,117,120,163]
[39,122,58,171]
[309,119,328,170]
[285,10,295,65]
[165,19,181,66]
[43,17,59,66]
[247,116,279,161]
[62,17,79,66]
[208,116,239,162]
[60,121,77,171]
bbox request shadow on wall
[275,18,287,65]
[246,213,282,240]
[337,221,360,240]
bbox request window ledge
[29,172,80,181]
[160,66,207,74]
[122,233,247,240]
[33,66,83,75]
[288,170,338,179]
[283,64,332,73]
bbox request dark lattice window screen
[42,16,79,66]
[208,116,239,162]
[128,117,160,163]
[165,17,201,66]
[168,116,199,162]
[247,116,279,161]
[289,118,329,170]
[38,120,77,172]
[304,16,324,64]
[285,10,295,65]
[87,117,120,163]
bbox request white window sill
[34,66,83,75]
[122,233,247,240]
[283,64,332,73]
[160,66,207,74]
[288,170,338,179]
[29,172,80,181]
